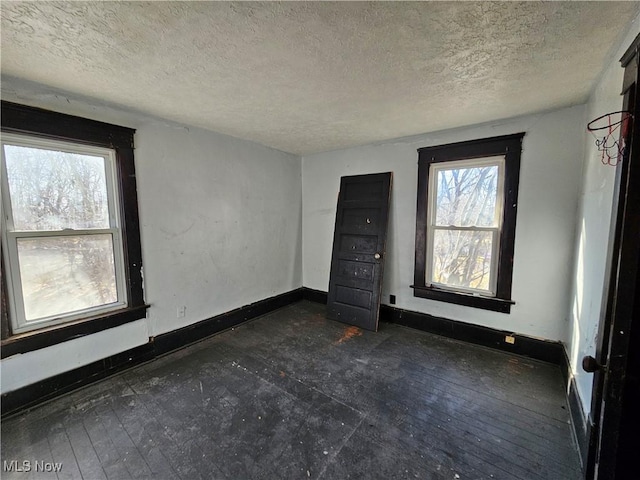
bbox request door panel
[342,208,380,232]
[327,172,392,332]
[339,234,377,254]
[342,180,384,201]
[337,260,375,282]
[335,285,372,309]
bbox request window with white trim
[427,156,504,295]
[413,133,524,313]
[1,135,127,333]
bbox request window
[427,157,504,295]
[1,102,147,355]
[412,133,524,313]
[2,135,126,332]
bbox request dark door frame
[586,34,640,480]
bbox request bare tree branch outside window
[430,162,500,292]
[4,145,118,320]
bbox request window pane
[435,163,499,227]
[4,145,110,231]
[431,229,493,291]
[17,235,118,321]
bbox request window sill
[411,285,514,313]
[1,304,149,359]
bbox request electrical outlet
[177,306,186,318]
[390,294,396,305]
[505,335,515,345]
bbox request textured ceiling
[2,1,639,155]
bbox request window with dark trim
[412,133,524,313]
[1,101,147,357]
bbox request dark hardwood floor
[1,300,582,479]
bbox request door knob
[582,355,607,373]
[374,253,381,259]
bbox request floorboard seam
[315,413,368,480]
[80,421,109,480]
[62,423,85,480]
[108,402,155,477]
[44,435,61,480]
[262,397,316,478]
[124,379,198,479]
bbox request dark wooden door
[584,36,640,480]
[327,172,392,332]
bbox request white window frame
[426,156,506,297]
[1,133,128,334]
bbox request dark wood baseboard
[568,374,590,468]
[1,288,304,418]
[562,348,589,470]
[302,288,564,365]
[152,288,303,356]
[302,287,328,305]
[1,343,155,419]
[379,304,564,364]
[560,343,570,385]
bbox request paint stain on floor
[336,326,363,344]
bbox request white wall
[0,83,302,393]
[302,105,586,342]
[567,18,640,417]
[136,122,302,336]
